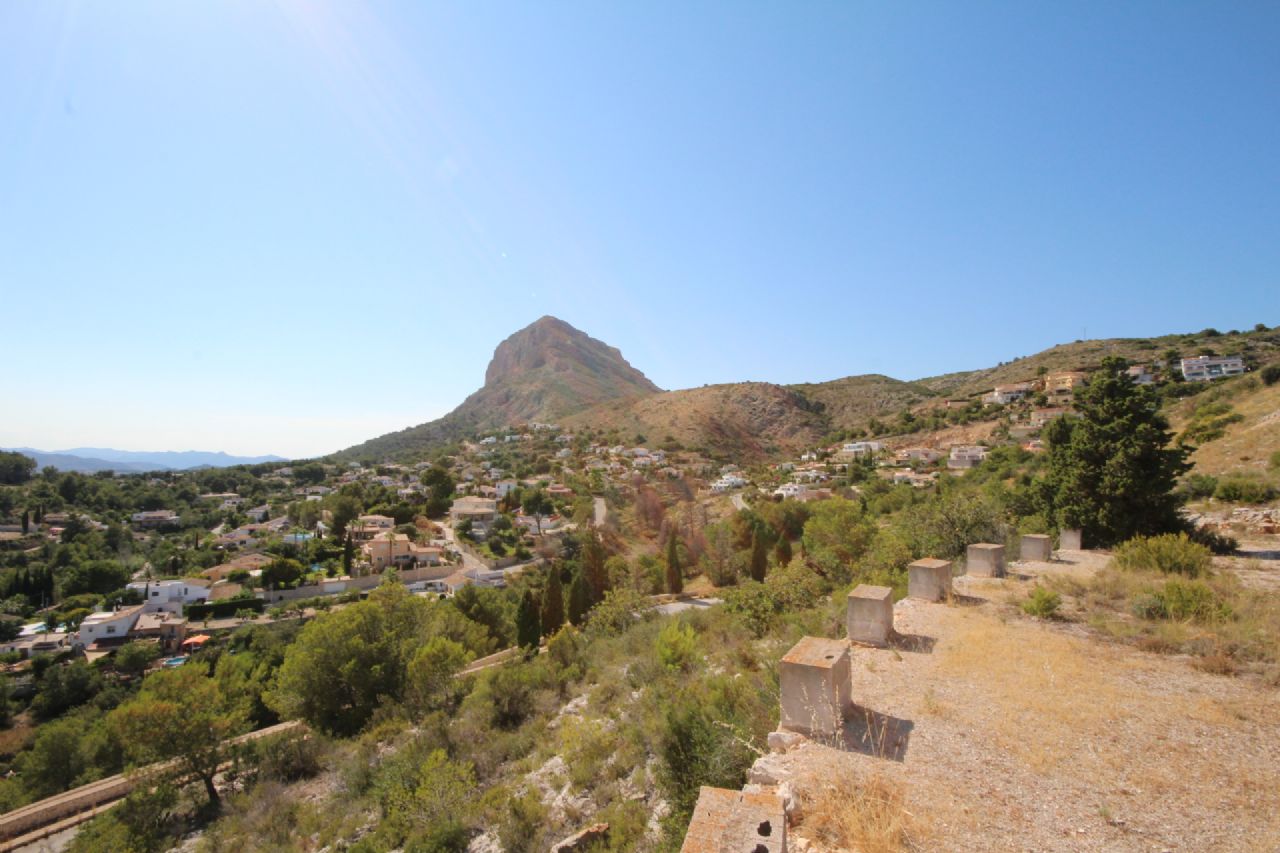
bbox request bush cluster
[1113,533,1212,578]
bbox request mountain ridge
[4,447,286,473]
[334,319,1280,462]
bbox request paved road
[592,497,608,527]
[730,493,748,512]
[653,596,722,616]
[439,523,486,572]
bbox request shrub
[1021,587,1061,619]
[655,620,699,673]
[1113,533,1211,578]
[722,581,774,638]
[1160,580,1230,622]
[1261,364,1280,386]
[1270,450,1280,472]
[1130,593,1166,620]
[1180,474,1218,500]
[1214,476,1276,504]
[1130,580,1230,623]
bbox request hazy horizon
[3,3,1277,458]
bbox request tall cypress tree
[665,535,683,595]
[749,528,769,582]
[21,511,29,535]
[773,535,792,567]
[567,572,591,626]
[516,589,541,650]
[1042,357,1191,547]
[582,532,609,605]
[540,566,565,637]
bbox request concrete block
[779,636,852,736]
[1059,528,1082,551]
[681,787,786,853]
[907,558,952,602]
[1020,534,1052,561]
[966,543,1005,578]
[846,584,893,646]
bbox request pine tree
[1042,357,1191,547]
[516,589,541,650]
[567,572,591,626]
[665,535,683,595]
[749,528,769,582]
[540,566,565,637]
[21,511,29,535]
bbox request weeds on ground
[797,772,919,853]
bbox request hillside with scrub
[0,327,1276,852]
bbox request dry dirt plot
[769,552,1280,853]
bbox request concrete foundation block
[966,543,1006,578]
[846,584,894,646]
[907,558,952,602]
[681,787,787,853]
[1020,534,1052,561]
[779,636,852,736]
[1059,528,1083,551]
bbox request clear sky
[2,2,1277,459]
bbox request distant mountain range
[4,447,286,474]
[335,316,1279,462]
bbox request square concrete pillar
[966,543,1005,578]
[1059,528,1082,551]
[779,636,852,736]
[1020,534,1052,561]
[846,584,893,646]
[907,558,952,602]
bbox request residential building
[1126,364,1156,385]
[130,612,189,652]
[130,510,179,529]
[126,579,212,614]
[1028,407,1072,429]
[947,445,988,469]
[351,514,396,541]
[894,447,943,465]
[77,605,145,647]
[1044,371,1089,394]
[362,532,443,571]
[836,441,883,461]
[450,496,498,526]
[982,383,1034,405]
[1180,355,1245,382]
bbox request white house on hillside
[77,605,145,647]
[126,580,211,614]
[1180,355,1245,382]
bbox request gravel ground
[770,550,1280,853]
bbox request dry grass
[797,771,920,853]
[1049,560,1280,680]
[937,610,1131,771]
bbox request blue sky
[1,2,1276,459]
